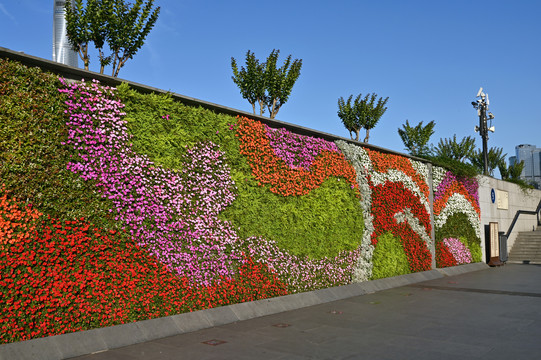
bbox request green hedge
[371,232,410,279]
[0,59,120,231]
[223,177,364,259]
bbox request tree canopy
[397,120,435,157]
[64,0,160,76]
[468,147,506,176]
[337,93,388,143]
[231,49,302,119]
[434,135,476,162]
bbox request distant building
[512,144,541,189]
[52,0,78,67]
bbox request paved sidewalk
[71,264,541,360]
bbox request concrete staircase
[508,228,541,264]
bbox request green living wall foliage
[371,232,410,280]
[224,176,364,259]
[116,83,244,172]
[0,58,483,345]
[0,58,118,230]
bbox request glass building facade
[52,0,78,67]
[513,144,541,189]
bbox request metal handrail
[505,199,541,238]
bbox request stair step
[508,228,541,261]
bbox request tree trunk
[364,129,370,143]
[78,44,89,71]
[259,99,265,116]
[270,98,278,119]
[355,129,360,142]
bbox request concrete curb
[0,263,489,360]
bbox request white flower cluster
[335,140,374,281]
[394,208,432,246]
[434,193,481,238]
[352,243,374,282]
[411,160,430,184]
[432,166,448,189]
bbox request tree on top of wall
[434,135,476,162]
[397,119,435,157]
[231,49,302,119]
[468,147,506,177]
[337,93,389,143]
[65,0,160,76]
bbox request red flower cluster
[191,257,288,309]
[0,217,191,343]
[0,185,42,249]
[0,214,287,344]
[435,241,458,268]
[235,116,360,197]
[370,181,432,272]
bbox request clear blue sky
[1,0,540,167]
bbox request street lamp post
[472,87,495,175]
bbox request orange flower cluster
[366,149,429,200]
[236,116,360,197]
[433,181,481,216]
[0,185,42,249]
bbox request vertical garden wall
[0,58,481,344]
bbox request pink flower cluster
[442,237,472,264]
[59,79,243,286]
[435,171,479,206]
[265,125,341,170]
[241,237,360,292]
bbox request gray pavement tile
[410,349,483,360]
[484,341,541,360]
[387,334,491,358]
[71,350,135,360]
[109,341,187,360]
[196,342,292,360]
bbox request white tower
[52,0,78,67]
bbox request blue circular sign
[491,188,496,203]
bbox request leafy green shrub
[371,232,410,279]
[116,83,246,172]
[222,176,364,259]
[0,59,118,230]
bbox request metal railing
[505,199,541,238]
